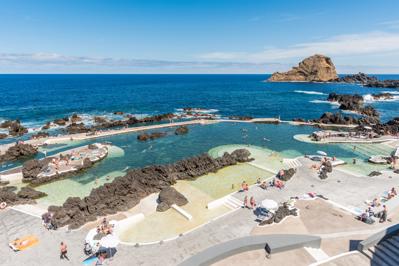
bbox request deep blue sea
[1,74,398,180]
[0,74,398,130]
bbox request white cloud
[199,31,399,63]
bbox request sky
[1,0,399,74]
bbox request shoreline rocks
[49,149,253,229]
[268,54,338,82]
[0,120,28,136]
[156,187,188,212]
[0,143,38,164]
[0,186,47,206]
[175,126,189,135]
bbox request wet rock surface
[175,126,189,135]
[1,120,28,136]
[327,93,379,117]
[156,187,188,212]
[50,149,253,229]
[268,54,338,82]
[0,143,38,164]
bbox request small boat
[368,155,389,164]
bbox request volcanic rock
[41,122,51,130]
[365,80,399,89]
[175,126,189,135]
[7,121,28,136]
[94,116,108,124]
[113,111,124,115]
[17,187,47,199]
[156,187,188,212]
[0,143,38,163]
[368,171,382,177]
[66,122,91,134]
[31,131,50,139]
[53,118,69,126]
[50,149,253,229]
[338,72,378,84]
[137,132,167,141]
[70,114,82,123]
[268,54,338,82]
[259,204,298,225]
[0,133,7,139]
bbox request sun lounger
[9,235,39,251]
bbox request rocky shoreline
[49,149,253,229]
[0,143,38,164]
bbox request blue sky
[1,0,399,73]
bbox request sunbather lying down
[9,235,39,251]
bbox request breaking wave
[294,90,326,95]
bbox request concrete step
[380,241,399,262]
[375,244,399,265]
[367,248,392,266]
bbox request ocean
[0,74,398,132]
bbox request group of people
[359,187,397,224]
[41,212,57,230]
[97,217,113,235]
[243,195,256,209]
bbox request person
[388,187,397,199]
[256,178,261,184]
[353,158,356,165]
[379,205,387,223]
[250,197,256,209]
[243,196,248,208]
[260,181,267,190]
[371,198,380,208]
[60,242,69,260]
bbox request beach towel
[9,235,39,251]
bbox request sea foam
[294,90,326,95]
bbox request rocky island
[268,54,338,82]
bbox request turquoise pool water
[7,122,395,205]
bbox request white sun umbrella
[100,234,120,248]
[317,151,327,156]
[261,199,278,210]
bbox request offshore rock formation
[338,72,399,88]
[0,120,28,136]
[175,126,189,135]
[0,186,47,206]
[268,54,338,82]
[371,93,394,101]
[327,93,379,117]
[49,149,253,229]
[312,112,380,125]
[0,143,38,164]
[156,187,188,212]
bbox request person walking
[60,242,69,260]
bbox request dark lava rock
[328,93,364,110]
[114,111,124,115]
[22,158,53,181]
[17,187,47,199]
[365,80,399,89]
[0,186,45,206]
[0,143,38,163]
[175,126,189,135]
[50,149,253,229]
[137,132,167,141]
[41,122,51,130]
[259,204,298,225]
[338,72,378,84]
[156,187,188,212]
[368,171,382,177]
[31,131,50,139]
[53,118,69,126]
[277,168,296,181]
[66,122,91,134]
[70,114,82,123]
[0,120,14,128]
[292,118,306,123]
[372,93,394,101]
[0,133,7,139]
[7,121,28,136]
[94,116,108,124]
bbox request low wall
[179,234,321,266]
[357,223,399,251]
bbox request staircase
[364,234,399,266]
[223,196,243,210]
[283,158,302,169]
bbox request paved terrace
[1,155,399,265]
